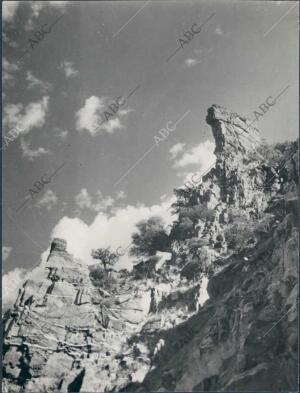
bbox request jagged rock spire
[47,238,68,262]
[206,105,261,157]
[50,238,67,253]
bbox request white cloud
[3,58,19,84]
[60,61,79,78]
[3,96,49,136]
[118,108,133,116]
[76,96,105,135]
[2,1,20,22]
[75,188,126,213]
[26,71,52,92]
[184,58,199,67]
[25,1,68,30]
[2,197,175,310]
[172,140,216,170]
[116,190,127,200]
[2,246,12,262]
[2,261,50,311]
[169,142,186,159]
[100,195,115,210]
[76,95,130,136]
[215,27,230,37]
[36,189,58,210]
[100,117,124,134]
[2,267,27,311]
[20,138,51,161]
[75,188,94,210]
[3,1,68,25]
[51,199,174,270]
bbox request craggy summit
[3,106,298,392]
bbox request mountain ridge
[3,105,299,392]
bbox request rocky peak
[47,238,69,263]
[200,105,269,216]
[206,104,261,158]
[50,238,67,253]
[3,106,298,393]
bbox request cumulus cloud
[75,188,94,210]
[2,267,27,311]
[36,189,58,210]
[172,140,216,170]
[118,108,132,116]
[169,142,186,159]
[100,118,124,134]
[75,188,126,213]
[76,96,105,135]
[2,260,50,311]
[60,61,79,78]
[20,138,51,161]
[3,58,19,84]
[170,141,216,187]
[76,95,131,136]
[3,96,49,136]
[51,199,174,270]
[2,246,12,262]
[2,196,175,310]
[26,71,52,92]
[116,190,127,200]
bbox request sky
[2,0,299,305]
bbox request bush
[89,265,118,290]
[224,214,256,251]
[130,216,170,258]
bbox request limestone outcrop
[3,105,298,392]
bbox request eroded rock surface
[3,105,298,392]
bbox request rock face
[141,198,298,391]
[207,105,261,156]
[50,238,67,253]
[3,239,152,392]
[3,105,298,392]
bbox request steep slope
[130,105,299,391]
[2,105,298,392]
[138,196,298,391]
[3,239,152,392]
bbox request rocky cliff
[3,105,299,392]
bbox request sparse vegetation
[130,216,170,258]
[91,247,119,271]
[170,188,215,241]
[224,209,257,251]
[89,264,118,290]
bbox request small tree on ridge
[91,247,119,271]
